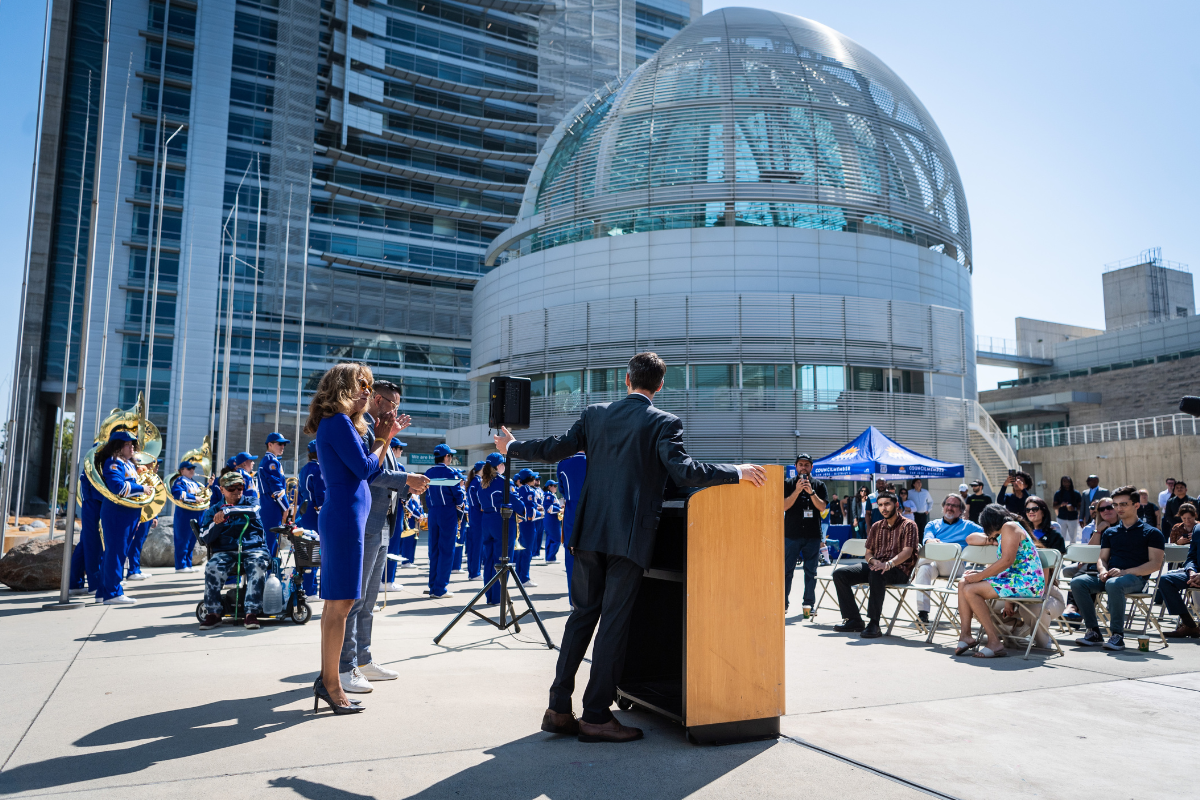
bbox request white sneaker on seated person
[358,661,399,681]
[340,666,373,693]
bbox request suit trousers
[548,549,643,724]
[339,527,388,673]
[832,561,909,624]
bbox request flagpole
[274,187,292,432]
[245,154,262,451]
[292,180,312,474]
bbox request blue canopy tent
[810,426,965,481]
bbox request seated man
[1070,485,1165,651]
[911,493,982,624]
[1160,521,1200,638]
[198,471,271,631]
[832,491,919,639]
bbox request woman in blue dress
[303,362,399,714]
[95,429,146,605]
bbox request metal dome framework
[489,7,971,268]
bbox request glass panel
[551,371,581,395]
[691,364,735,389]
[850,366,883,392]
[663,365,686,391]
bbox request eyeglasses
[375,393,399,411]
[357,377,373,393]
[1025,506,1041,513]
[1097,505,1116,513]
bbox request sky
[0,0,1196,417]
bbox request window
[135,164,185,200]
[521,374,547,398]
[801,365,846,393]
[690,364,736,389]
[849,366,884,392]
[664,365,686,390]
[888,370,925,395]
[589,368,620,393]
[1178,306,1189,318]
[743,364,792,389]
[551,371,581,395]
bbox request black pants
[832,561,909,625]
[549,550,643,724]
[914,512,929,536]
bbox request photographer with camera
[784,454,827,616]
[198,471,271,631]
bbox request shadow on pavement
[268,776,378,799]
[0,692,308,795]
[404,727,774,800]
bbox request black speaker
[1181,396,1200,417]
[488,376,532,430]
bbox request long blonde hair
[481,463,501,489]
[303,362,373,436]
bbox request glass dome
[520,6,971,268]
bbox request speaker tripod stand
[434,481,554,648]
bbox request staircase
[967,401,1018,493]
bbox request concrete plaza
[1,548,1195,799]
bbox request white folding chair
[1123,546,1176,648]
[948,544,999,644]
[885,542,961,636]
[814,538,867,616]
[993,548,1065,659]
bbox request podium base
[686,717,780,746]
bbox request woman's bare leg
[957,580,975,642]
[964,584,1003,650]
[321,598,355,706]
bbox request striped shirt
[866,515,920,578]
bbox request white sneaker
[400,561,416,569]
[450,569,464,574]
[126,572,150,581]
[430,590,455,599]
[358,661,399,681]
[175,569,190,574]
[103,595,137,605]
[340,666,373,693]
[379,582,402,592]
[522,580,538,588]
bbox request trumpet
[82,393,169,522]
[167,435,213,512]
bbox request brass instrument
[285,476,298,523]
[82,393,169,522]
[167,435,213,512]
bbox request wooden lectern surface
[685,464,785,726]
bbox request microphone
[1180,396,1200,417]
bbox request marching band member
[399,494,423,566]
[514,469,538,587]
[424,444,465,598]
[228,451,260,505]
[297,440,325,596]
[544,479,563,563]
[258,432,293,558]
[69,466,104,595]
[556,452,587,602]
[95,429,146,605]
[531,474,546,558]
[171,459,206,572]
[479,452,524,605]
[465,460,485,579]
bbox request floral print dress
[987,531,1046,598]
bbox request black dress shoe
[860,622,882,639]
[834,619,865,633]
[578,717,643,743]
[541,709,580,735]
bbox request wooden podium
[616,464,785,744]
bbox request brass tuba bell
[83,393,169,522]
[167,435,214,512]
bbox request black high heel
[313,677,365,714]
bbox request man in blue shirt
[910,493,982,624]
[424,443,465,598]
[258,432,292,558]
[198,471,270,631]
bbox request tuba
[167,435,213,512]
[83,394,169,522]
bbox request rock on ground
[0,538,65,591]
[140,520,206,568]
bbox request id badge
[803,510,814,518]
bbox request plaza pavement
[0,546,1196,800]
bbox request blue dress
[315,414,379,600]
[97,456,146,601]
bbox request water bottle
[262,572,285,616]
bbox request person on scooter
[198,471,271,631]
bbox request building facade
[13,0,696,508]
[450,7,984,477]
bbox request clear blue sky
[0,1,1196,415]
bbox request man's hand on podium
[736,464,767,487]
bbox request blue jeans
[1069,572,1146,634]
[1157,570,1197,619]
[785,537,821,609]
[204,549,270,616]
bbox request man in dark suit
[494,352,766,743]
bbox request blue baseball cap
[546,479,558,487]
[515,468,534,481]
[178,460,197,470]
[473,460,485,472]
[433,443,456,457]
[485,452,505,467]
[109,429,137,443]
[232,451,255,464]
[266,432,290,445]
[390,438,407,448]
[307,440,318,454]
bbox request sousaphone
[83,393,169,522]
[167,435,213,512]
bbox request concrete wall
[1018,434,1200,501]
[1102,263,1194,331]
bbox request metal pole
[245,155,262,450]
[173,240,193,469]
[49,74,93,524]
[274,188,292,431]
[142,124,184,426]
[93,55,133,437]
[0,0,53,554]
[217,198,238,467]
[292,181,312,474]
[140,0,172,342]
[49,0,114,610]
[14,361,33,526]
[211,161,253,461]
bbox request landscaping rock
[0,538,64,591]
[140,520,206,568]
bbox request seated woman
[1169,503,1196,545]
[993,495,1065,649]
[197,471,271,631]
[955,504,1046,658]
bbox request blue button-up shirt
[922,516,983,546]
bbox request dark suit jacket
[508,392,739,568]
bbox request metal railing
[975,335,1053,361]
[1017,413,1200,450]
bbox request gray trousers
[339,528,389,672]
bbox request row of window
[308,230,485,274]
[382,81,537,124]
[381,111,536,155]
[342,134,528,186]
[384,45,538,94]
[220,329,471,370]
[522,365,926,395]
[313,164,521,217]
[382,19,538,76]
[385,0,538,47]
[312,198,505,245]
